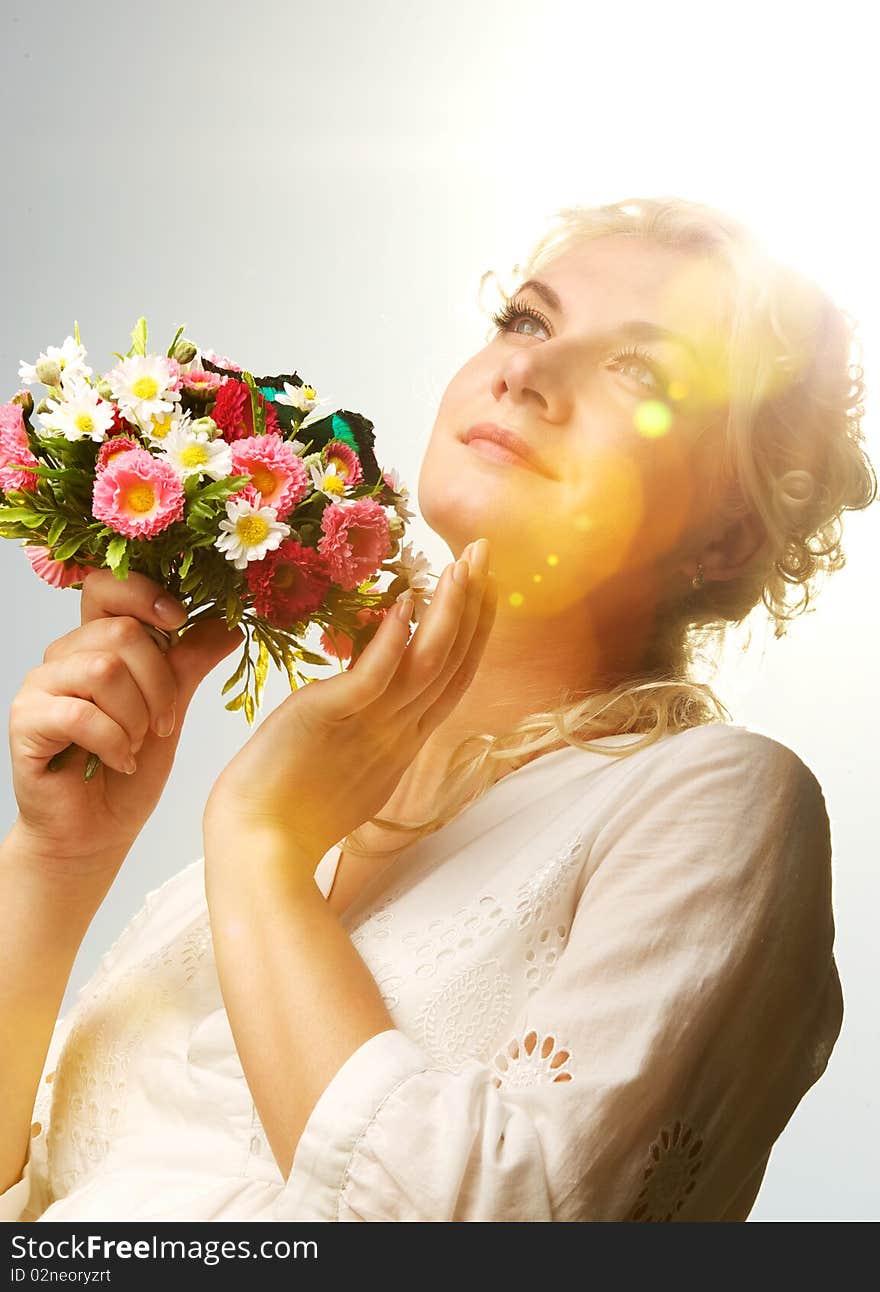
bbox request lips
[461,423,556,479]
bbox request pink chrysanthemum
[211,379,280,442]
[246,537,332,629]
[320,605,388,662]
[181,369,223,396]
[317,496,392,591]
[229,433,310,519]
[165,358,183,392]
[322,439,363,486]
[96,434,142,473]
[23,545,93,589]
[200,348,242,372]
[0,402,40,495]
[91,446,185,539]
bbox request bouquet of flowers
[1,318,433,779]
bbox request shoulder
[637,722,825,799]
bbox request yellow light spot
[532,573,542,583]
[181,443,209,468]
[667,379,689,401]
[75,412,94,434]
[546,553,559,567]
[573,513,593,532]
[237,515,270,545]
[508,591,524,607]
[126,484,155,514]
[634,399,673,439]
[132,376,159,401]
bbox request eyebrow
[515,278,703,368]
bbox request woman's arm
[203,832,396,1179]
[0,819,125,1198]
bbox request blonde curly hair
[341,194,877,862]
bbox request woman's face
[417,234,730,617]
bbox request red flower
[211,380,280,442]
[246,538,332,630]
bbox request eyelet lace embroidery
[401,895,510,980]
[523,923,569,996]
[46,912,212,1199]
[514,828,587,931]
[625,1121,705,1221]
[490,1030,573,1088]
[417,959,513,1070]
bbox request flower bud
[387,514,405,540]
[190,416,219,438]
[11,389,34,417]
[172,337,198,364]
[34,398,52,415]
[96,378,114,400]
[35,358,61,386]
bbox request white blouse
[1,722,843,1223]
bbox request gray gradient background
[2,0,877,1221]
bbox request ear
[699,507,768,583]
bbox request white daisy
[308,458,348,500]
[105,354,181,434]
[382,466,417,523]
[391,541,433,600]
[36,377,116,443]
[158,418,233,482]
[275,380,321,413]
[215,495,291,570]
[19,336,93,388]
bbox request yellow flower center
[250,463,277,496]
[151,412,175,438]
[323,473,345,495]
[74,412,94,434]
[236,515,270,546]
[127,484,155,514]
[181,443,209,468]
[303,386,316,400]
[328,455,347,478]
[132,376,160,400]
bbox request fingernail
[124,757,137,775]
[154,594,186,626]
[453,559,469,586]
[155,707,176,738]
[395,595,413,621]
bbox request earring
[692,562,705,590]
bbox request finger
[41,616,180,741]
[79,567,189,633]
[11,682,143,776]
[398,543,487,722]
[381,558,469,710]
[416,571,498,737]
[316,594,415,720]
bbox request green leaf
[105,535,128,571]
[221,650,249,695]
[52,533,87,561]
[128,317,148,357]
[47,515,68,546]
[297,645,330,666]
[0,507,42,524]
[19,513,47,530]
[166,324,185,358]
[225,589,242,629]
[179,547,194,579]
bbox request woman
[2,195,874,1222]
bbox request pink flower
[181,369,223,396]
[0,402,40,495]
[246,537,332,629]
[200,348,242,372]
[91,446,185,539]
[317,496,392,591]
[229,433,310,519]
[23,545,93,589]
[322,439,363,486]
[96,435,142,473]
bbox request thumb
[165,617,247,714]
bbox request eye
[490,298,551,338]
[607,346,668,395]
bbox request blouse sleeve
[274,729,844,1222]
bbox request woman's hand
[202,539,496,871]
[9,568,244,879]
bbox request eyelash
[489,297,670,394]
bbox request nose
[490,347,572,426]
